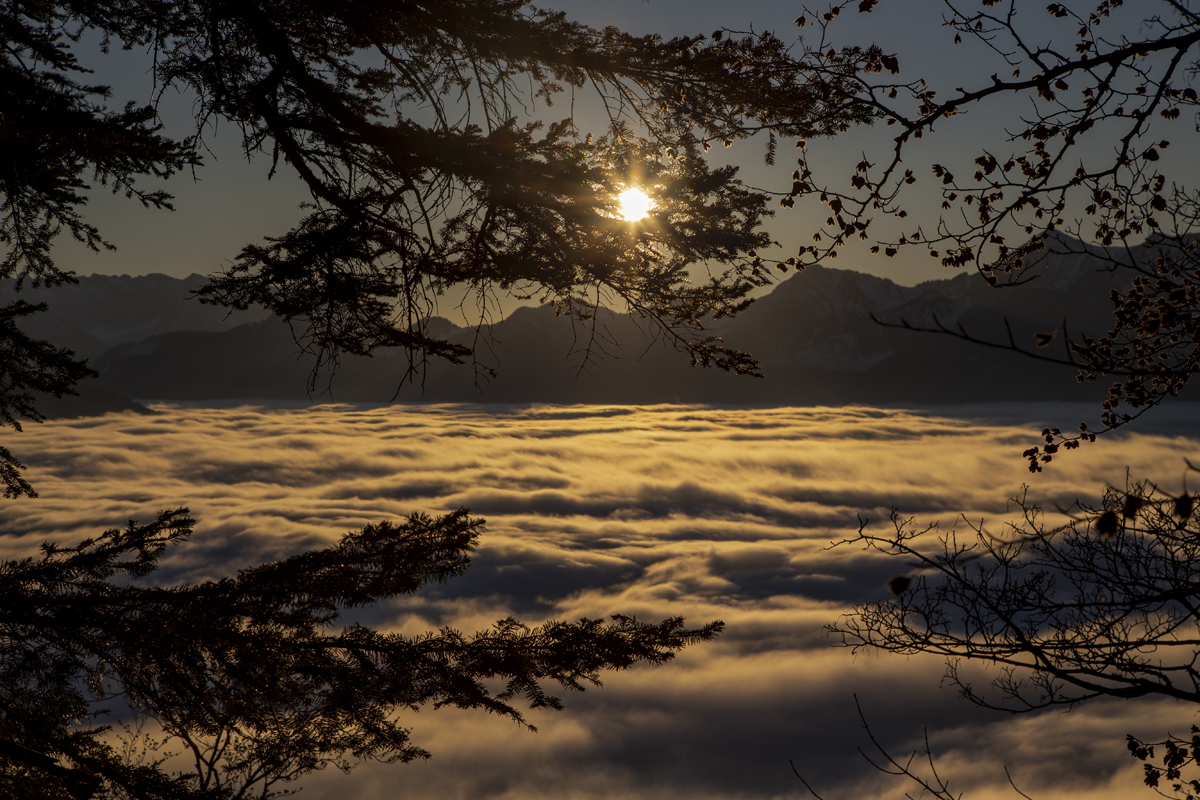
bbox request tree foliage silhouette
[791,696,1039,800]
[0,2,866,794]
[830,471,1200,798]
[0,0,874,497]
[781,4,1200,792]
[0,507,722,799]
[787,0,1200,464]
[0,301,95,499]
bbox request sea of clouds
[4,402,1200,800]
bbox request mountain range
[8,240,1169,411]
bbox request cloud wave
[3,401,1198,799]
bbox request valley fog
[5,402,1199,800]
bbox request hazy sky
[52,0,1194,294]
[6,402,1200,800]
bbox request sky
[48,0,964,286]
[5,402,1200,800]
[52,0,1198,298]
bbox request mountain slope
[3,273,268,359]
[82,241,1147,405]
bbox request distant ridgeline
[0,273,270,359]
[6,242,1181,407]
[0,273,267,417]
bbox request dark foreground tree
[837,483,1200,711]
[0,301,94,499]
[0,0,873,497]
[791,696,1036,800]
[829,471,1200,798]
[783,0,1200,465]
[0,5,866,791]
[768,5,1200,795]
[0,507,720,799]
[794,700,1200,800]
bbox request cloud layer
[4,401,1199,800]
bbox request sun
[617,188,654,221]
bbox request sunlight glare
[617,188,654,221]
